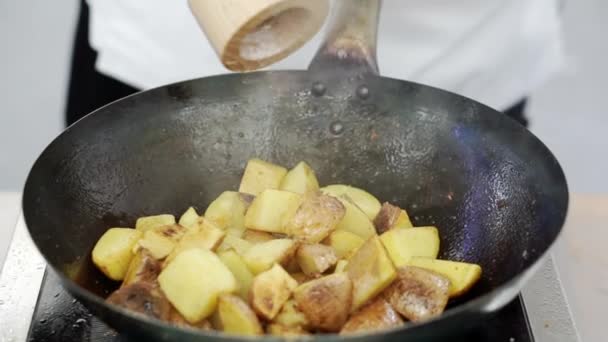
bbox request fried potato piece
[136,230,176,260]
[123,250,162,287]
[293,273,353,332]
[153,224,189,242]
[168,308,213,330]
[334,196,377,239]
[334,260,348,273]
[324,230,365,259]
[250,264,298,320]
[178,207,200,232]
[239,158,287,196]
[242,239,296,274]
[158,249,237,323]
[205,191,250,232]
[164,221,226,266]
[296,243,338,277]
[217,235,253,255]
[279,161,320,194]
[321,184,381,220]
[346,236,397,311]
[239,193,256,208]
[218,250,254,300]
[135,214,176,233]
[380,227,440,267]
[290,272,313,285]
[242,229,274,243]
[244,189,303,234]
[373,202,413,234]
[107,281,171,321]
[92,228,142,281]
[215,294,263,336]
[383,266,450,321]
[273,299,309,328]
[407,257,482,297]
[267,324,310,337]
[340,298,404,334]
[285,193,345,243]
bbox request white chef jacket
[86,0,564,110]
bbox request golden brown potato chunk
[238,193,256,208]
[205,191,250,232]
[239,158,287,196]
[279,161,320,194]
[215,294,263,336]
[267,324,310,337]
[296,243,338,277]
[242,229,274,243]
[122,250,162,287]
[217,250,255,300]
[168,308,213,330]
[340,298,404,334]
[324,230,365,259]
[158,223,188,241]
[334,196,377,239]
[242,238,296,274]
[158,249,237,323]
[135,230,176,260]
[244,189,303,234]
[284,193,345,243]
[273,299,309,329]
[383,266,450,321]
[380,227,440,267]
[178,207,200,232]
[346,236,397,311]
[135,214,176,233]
[92,228,142,281]
[407,257,482,297]
[293,273,353,332]
[250,264,298,320]
[290,272,313,285]
[320,185,382,220]
[106,282,171,321]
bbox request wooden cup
[189,0,329,71]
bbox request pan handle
[308,0,381,75]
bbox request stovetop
[1,216,580,342]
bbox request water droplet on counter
[356,85,370,99]
[329,121,344,135]
[39,319,46,324]
[311,82,326,96]
[237,132,245,138]
[54,293,60,298]
[72,299,77,304]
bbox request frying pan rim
[23,69,569,339]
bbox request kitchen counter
[0,193,604,341]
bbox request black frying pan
[23,1,568,341]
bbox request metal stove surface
[28,269,532,342]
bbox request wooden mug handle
[189,0,329,71]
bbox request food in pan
[92,159,482,336]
